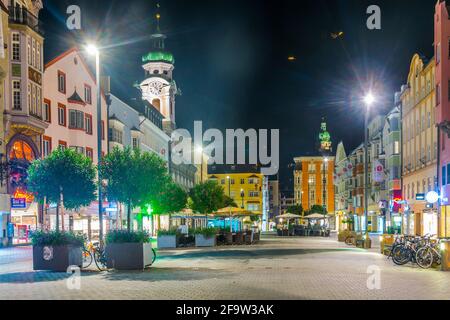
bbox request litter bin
[441,240,450,272]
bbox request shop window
[9,140,35,161]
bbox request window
[86,147,94,160]
[58,71,66,93]
[12,32,20,61]
[58,140,67,151]
[447,164,450,186]
[58,104,66,126]
[249,191,259,197]
[36,43,41,70]
[230,179,235,185]
[85,114,93,135]
[240,179,245,184]
[31,38,36,67]
[27,38,31,64]
[247,204,260,211]
[132,137,140,149]
[43,99,51,122]
[248,178,259,184]
[108,127,123,144]
[42,136,52,157]
[71,146,85,155]
[394,141,400,155]
[69,110,85,130]
[12,80,21,110]
[442,166,447,186]
[221,179,225,185]
[84,84,92,104]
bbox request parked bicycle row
[386,234,442,269]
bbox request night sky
[42,0,437,195]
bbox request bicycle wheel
[392,246,410,265]
[82,250,93,269]
[416,247,433,269]
[345,236,354,246]
[94,251,108,271]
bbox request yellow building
[208,165,268,217]
[400,54,438,236]
[293,156,335,215]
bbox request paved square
[0,235,449,300]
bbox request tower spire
[151,2,165,50]
[156,3,161,33]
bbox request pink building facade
[43,48,107,164]
[42,48,108,237]
[434,0,450,237]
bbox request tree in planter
[100,147,169,232]
[27,148,96,232]
[189,180,226,215]
[152,181,187,229]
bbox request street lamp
[86,43,104,244]
[226,176,231,197]
[363,92,375,247]
[195,145,204,182]
[240,189,245,209]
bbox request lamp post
[363,92,375,247]
[240,189,245,209]
[86,44,104,244]
[227,176,231,197]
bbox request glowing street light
[364,92,375,107]
[86,44,99,56]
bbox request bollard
[441,240,450,272]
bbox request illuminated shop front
[7,137,41,244]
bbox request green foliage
[189,180,226,214]
[27,148,96,210]
[105,230,151,244]
[307,205,328,216]
[153,181,187,215]
[31,231,85,247]
[100,147,170,230]
[157,228,180,236]
[194,227,219,238]
[287,204,303,216]
[222,195,238,208]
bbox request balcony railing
[9,6,44,35]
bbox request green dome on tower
[142,51,175,64]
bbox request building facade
[382,103,402,233]
[268,178,280,222]
[435,0,450,238]
[2,0,45,245]
[42,48,108,238]
[334,142,352,231]
[293,156,335,215]
[400,53,438,236]
[208,165,269,224]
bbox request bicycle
[82,242,108,271]
[416,237,442,269]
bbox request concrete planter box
[105,243,153,270]
[195,234,216,247]
[33,245,82,272]
[157,235,177,249]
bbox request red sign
[13,189,34,203]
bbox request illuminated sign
[416,193,426,201]
[426,191,439,204]
[11,198,26,209]
[13,189,34,203]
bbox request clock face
[146,80,165,96]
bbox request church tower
[140,5,178,134]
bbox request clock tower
[140,8,178,134]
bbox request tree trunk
[127,200,131,232]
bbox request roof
[208,164,263,175]
[142,51,175,64]
[67,90,85,106]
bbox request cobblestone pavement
[0,235,449,300]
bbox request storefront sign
[13,189,34,203]
[11,198,26,209]
[416,193,426,201]
[372,160,385,183]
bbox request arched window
[9,140,36,162]
[152,99,161,112]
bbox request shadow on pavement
[158,247,364,261]
[101,267,231,282]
